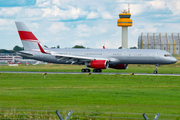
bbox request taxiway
[0,71,180,76]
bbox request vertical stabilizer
[15,22,42,50]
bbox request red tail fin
[15,22,41,50]
[18,31,38,40]
[38,43,50,54]
[38,43,46,53]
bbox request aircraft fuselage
[18,48,177,65]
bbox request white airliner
[15,22,177,74]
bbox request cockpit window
[164,54,172,57]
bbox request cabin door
[123,51,127,59]
[155,52,159,59]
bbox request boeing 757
[15,22,177,74]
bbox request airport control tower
[117,5,133,49]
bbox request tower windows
[119,15,131,18]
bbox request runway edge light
[117,4,133,49]
[42,73,47,78]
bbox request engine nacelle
[87,60,109,69]
[109,64,128,69]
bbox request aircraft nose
[171,57,177,63]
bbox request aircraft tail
[15,22,43,51]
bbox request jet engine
[109,64,128,69]
[87,60,109,69]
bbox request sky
[0,0,180,50]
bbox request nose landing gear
[154,64,160,74]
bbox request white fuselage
[17,48,177,65]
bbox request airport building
[138,33,180,54]
[0,53,21,64]
[0,53,42,64]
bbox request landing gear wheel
[154,64,160,74]
[81,69,90,73]
[93,69,102,73]
[86,69,90,72]
[81,69,85,72]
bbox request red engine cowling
[109,64,128,69]
[87,60,109,69]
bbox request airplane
[15,22,177,74]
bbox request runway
[0,71,180,76]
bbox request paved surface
[0,71,180,76]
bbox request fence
[0,109,180,120]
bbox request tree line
[0,45,137,53]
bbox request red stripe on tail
[18,31,38,40]
[38,43,46,53]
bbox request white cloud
[116,0,135,3]
[0,7,22,16]
[166,0,180,15]
[1,0,180,50]
[0,19,11,26]
[101,11,113,19]
[131,23,162,36]
[117,4,147,16]
[0,19,14,31]
[111,31,120,37]
[40,38,50,44]
[36,0,51,7]
[76,24,91,37]
[32,22,39,30]
[86,11,100,19]
[42,6,88,20]
[23,8,43,17]
[95,39,120,49]
[147,0,166,10]
[52,0,74,8]
[41,7,52,17]
[49,22,70,34]
[92,26,107,34]
[70,6,87,19]
[166,23,180,30]
[71,40,86,46]
[147,0,180,15]
[75,23,107,37]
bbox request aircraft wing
[51,52,109,64]
[38,43,108,64]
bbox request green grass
[1,55,180,74]
[0,73,180,119]
[0,64,180,74]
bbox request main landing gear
[81,69,102,73]
[93,69,102,72]
[81,62,102,73]
[154,64,160,74]
[81,69,90,72]
[81,62,91,73]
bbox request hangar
[138,33,180,54]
